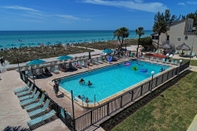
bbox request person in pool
[87,80,92,86]
[79,77,85,84]
[133,67,137,70]
[160,67,165,72]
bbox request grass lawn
[187,59,197,66]
[111,71,197,131]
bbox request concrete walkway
[0,70,70,131]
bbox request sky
[0,0,197,30]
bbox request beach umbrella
[57,55,72,61]
[78,40,82,43]
[27,58,46,65]
[20,43,27,48]
[28,43,34,47]
[37,43,42,47]
[7,44,17,48]
[103,49,113,54]
[56,41,62,44]
[176,42,190,51]
[46,42,52,45]
[159,43,172,49]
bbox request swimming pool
[59,60,170,104]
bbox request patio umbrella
[176,42,191,51]
[27,58,46,65]
[159,43,172,49]
[57,55,72,61]
[103,49,113,54]
[176,42,191,55]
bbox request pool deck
[1,47,197,131]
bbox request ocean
[0,30,153,48]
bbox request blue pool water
[59,60,170,103]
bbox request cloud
[177,2,185,6]
[55,14,91,22]
[187,1,197,5]
[55,14,81,21]
[83,0,168,13]
[2,5,41,13]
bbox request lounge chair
[51,66,59,74]
[58,63,67,72]
[172,60,178,65]
[28,99,50,117]
[43,67,53,77]
[18,88,37,101]
[27,71,36,79]
[165,59,170,64]
[130,52,134,57]
[13,81,30,94]
[174,50,179,54]
[67,62,78,71]
[96,57,102,64]
[162,58,166,63]
[91,58,99,65]
[74,61,82,69]
[94,58,100,64]
[155,57,160,62]
[101,56,107,63]
[27,110,56,128]
[20,91,40,107]
[170,59,174,65]
[25,94,45,111]
[141,55,145,60]
[187,51,191,56]
[16,84,34,97]
[98,57,103,64]
[191,52,196,57]
[79,59,88,68]
[150,57,154,61]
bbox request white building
[152,18,197,54]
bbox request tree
[113,27,129,50]
[153,9,180,49]
[135,27,144,57]
[182,10,197,27]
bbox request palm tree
[135,27,144,57]
[153,9,180,49]
[113,27,129,50]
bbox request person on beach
[0,57,5,66]
[53,80,59,97]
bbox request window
[167,35,170,40]
[185,35,188,40]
